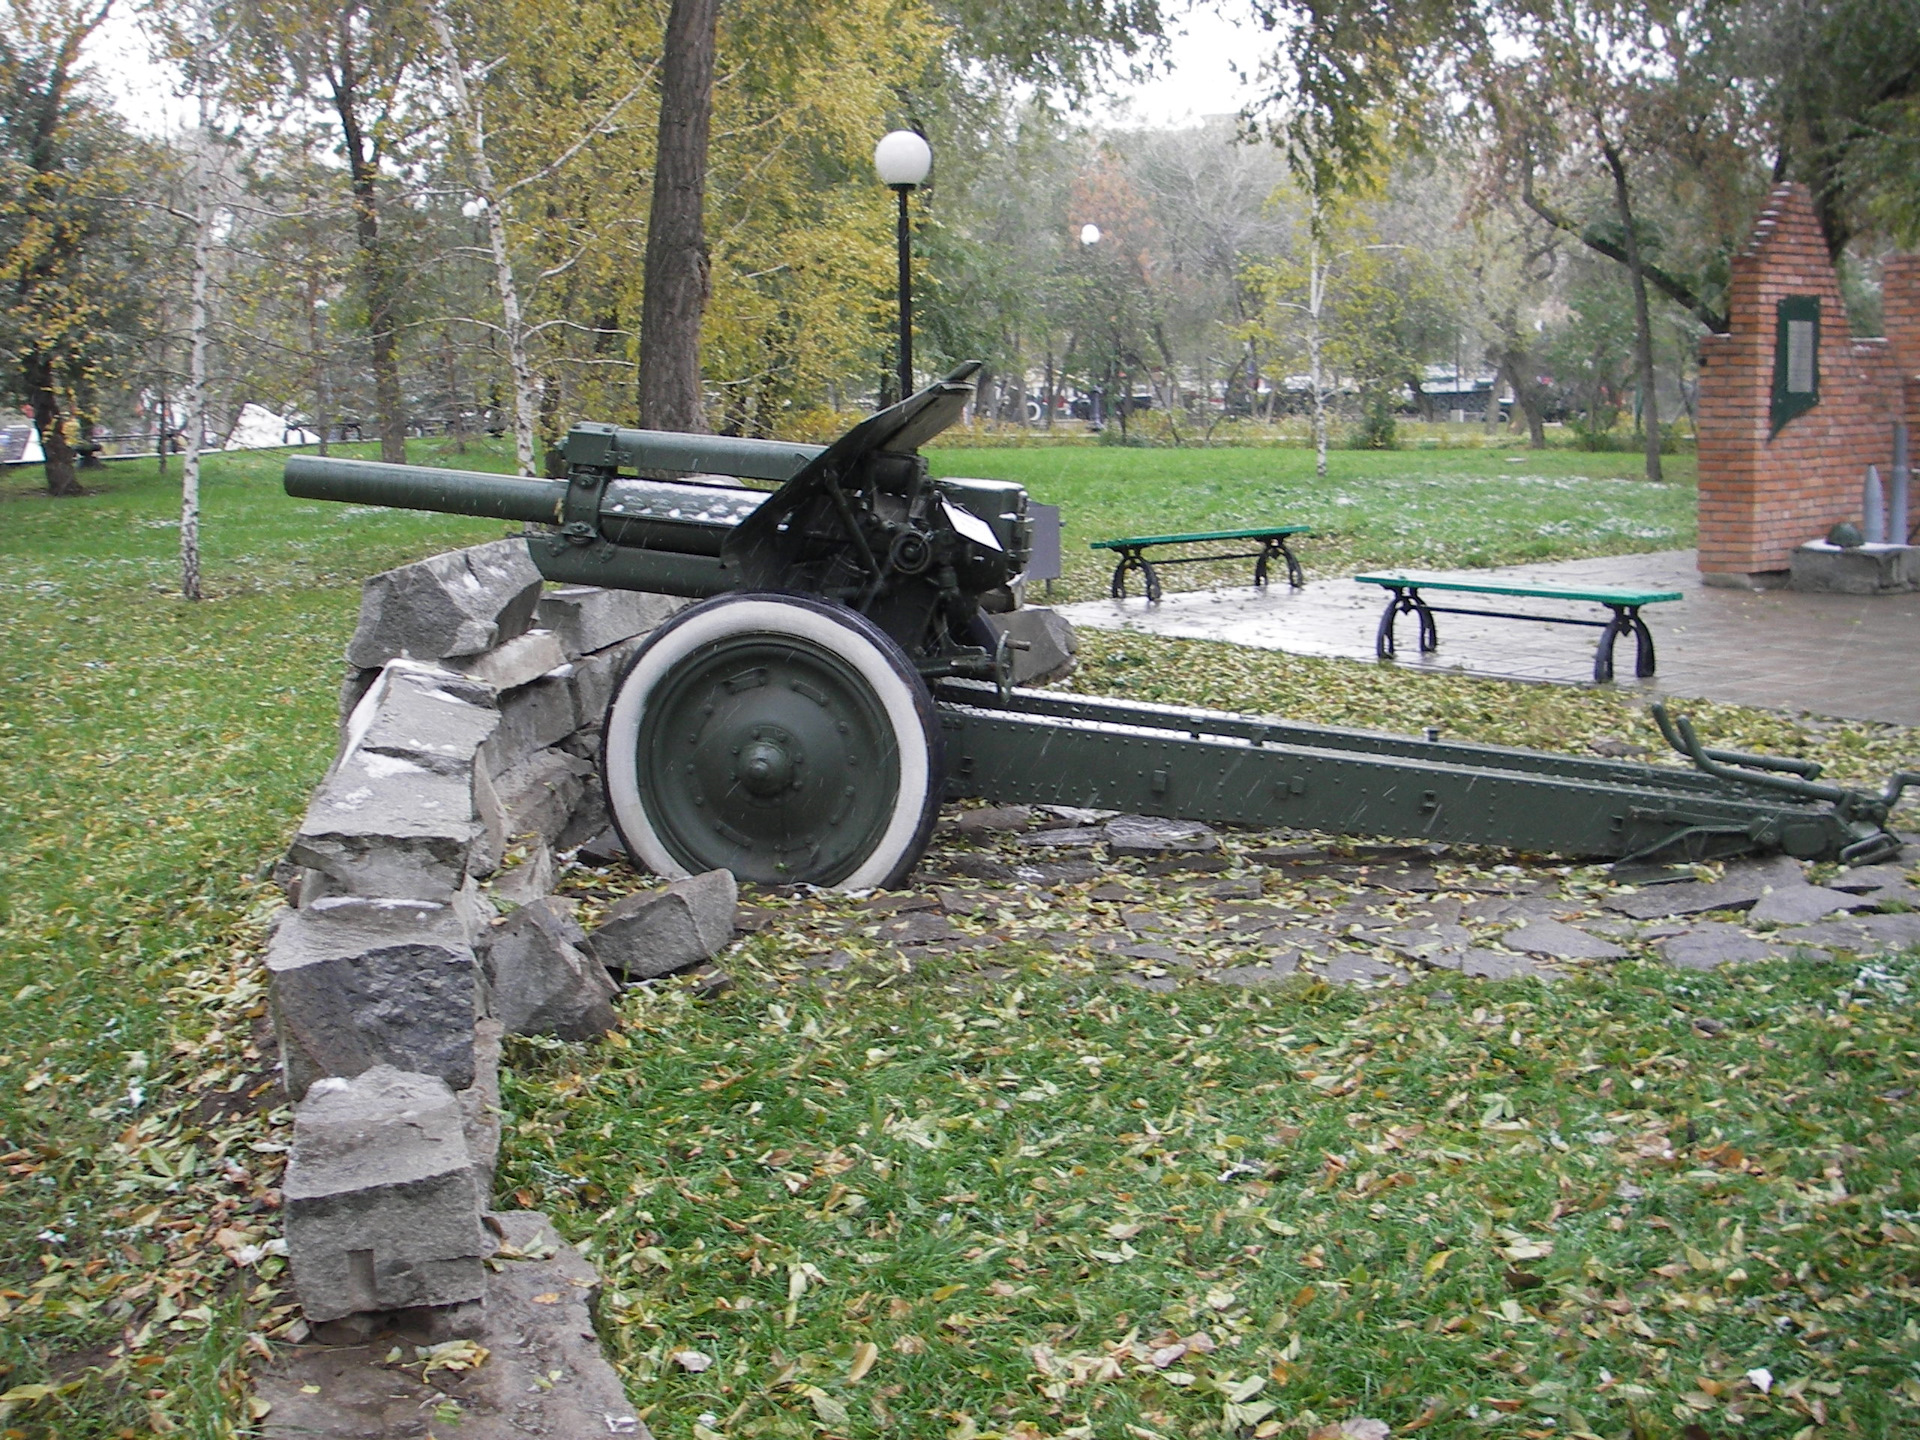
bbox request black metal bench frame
[1095,529,1308,603]
[1366,581,1663,684]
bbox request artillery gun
[286,363,1914,889]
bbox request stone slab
[1826,863,1914,894]
[482,898,619,1041]
[491,748,593,850]
[459,1020,503,1204]
[582,869,737,979]
[983,606,1078,686]
[488,842,556,908]
[568,636,647,735]
[484,677,578,777]
[537,584,684,657]
[1603,856,1804,920]
[449,629,571,693]
[1106,815,1219,855]
[284,1067,489,1323]
[346,664,499,778]
[1457,948,1557,980]
[1210,957,1301,986]
[258,1211,646,1440]
[1767,910,1920,955]
[1503,917,1628,961]
[346,539,544,669]
[953,805,1034,835]
[269,898,478,1100]
[291,748,479,903]
[1656,921,1775,970]
[1747,882,1869,926]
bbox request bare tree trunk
[179,125,216,601]
[331,62,407,463]
[306,280,330,455]
[430,3,536,473]
[1500,353,1548,448]
[28,368,79,495]
[636,0,717,433]
[1600,133,1662,482]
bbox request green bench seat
[1352,571,1683,684]
[1090,525,1311,602]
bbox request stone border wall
[268,538,717,1352]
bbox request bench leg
[1141,558,1162,603]
[1594,606,1657,683]
[1110,551,1162,603]
[1254,536,1306,590]
[1594,616,1620,683]
[1375,589,1437,660]
[1630,611,1657,677]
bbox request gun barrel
[285,455,568,527]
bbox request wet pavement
[1056,549,1920,726]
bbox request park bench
[1091,525,1311,602]
[1353,571,1683,683]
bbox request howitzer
[286,363,1915,888]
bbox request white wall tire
[600,593,943,890]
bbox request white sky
[85,4,1265,138]
[1083,6,1266,129]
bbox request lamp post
[1078,224,1104,431]
[874,129,931,407]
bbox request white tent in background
[225,403,317,449]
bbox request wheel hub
[736,728,801,797]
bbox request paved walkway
[1057,550,1920,726]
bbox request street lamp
[874,129,932,407]
[1078,223,1104,430]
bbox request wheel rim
[603,596,939,889]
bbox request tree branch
[1520,164,1727,333]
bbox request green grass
[0,444,510,1437]
[502,944,1920,1440]
[925,447,1696,603]
[0,434,1896,1440]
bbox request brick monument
[1696,183,1919,590]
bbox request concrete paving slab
[1056,550,1920,725]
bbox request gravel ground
[554,807,1920,996]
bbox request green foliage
[1346,390,1398,450]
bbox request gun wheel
[602,593,943,890]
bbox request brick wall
[1696,184,1915,582]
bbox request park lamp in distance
[873,130,932,190]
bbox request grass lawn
[505,921,1920,1440]
[922,446,1696,604]
[0,436,1910,1440]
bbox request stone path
[563,808,1920,996]
[1056,549,1920,726]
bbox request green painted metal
[1770,295,1821,436]
[1354,573,1682,605]
[285,455,568,525]
[935,682,1899,866]
[1092,525,1312,551]
[563,421,822,482]
[630,627,904,885]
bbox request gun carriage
[286,363,1914,890]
